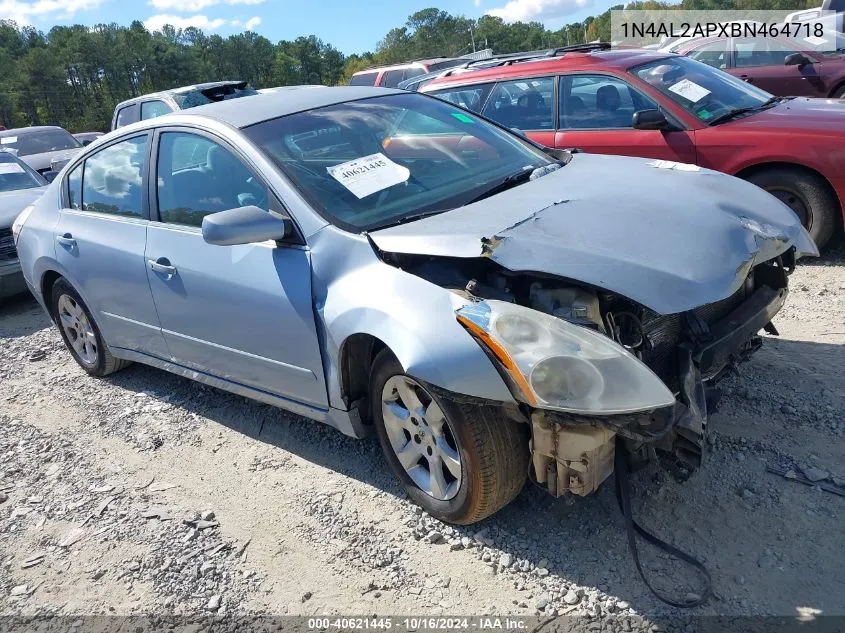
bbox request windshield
[172,83,258,110]
[0,152,46,192]
[244,93,552,231]
[0,128,81,157]
[631,56,773,125]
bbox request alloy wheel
[381,376,462,501]
[57,294,98,367]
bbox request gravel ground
[1,244,843,631]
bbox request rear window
[0,129,81,157]
[171,83,258,110]
[349,72,378,86]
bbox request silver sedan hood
[0,187,47,227]
[370,153,818,315]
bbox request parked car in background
[422,45,845,248]
[0,126,82,181]
[667,35,845,98]
[350,58,476,88]
[73,132,104,146]
[14,87,815,523]
[111,81,258,131]
[1,151,47,298]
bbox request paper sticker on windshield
[0,163,25,175]
[668,79,710,103]
[0,136,17,145]
[327,153,410,199]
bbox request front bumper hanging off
[531,277,788,498]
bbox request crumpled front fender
[309,226,516,410]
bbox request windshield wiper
[366,208,448,231]
[464,166,542,205]
[707,97,781,126]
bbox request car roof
[353,58,455,75]
[185,86,404,128]
[0,126,68,136]
[422,49,675,90]
[114,81,249,108]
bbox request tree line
[0,0,812,132]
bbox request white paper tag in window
[327,153,410,199]
[803,35,828,46]
[1,136,18,145]
[667,79,710,103]
[0,163,25,175]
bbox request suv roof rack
[545,42,612,56]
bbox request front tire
[51,277,131,377]
[746,167,838,250]
[370,350,528,524]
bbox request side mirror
[633,109,671,131]
[81,139,94,146]
[784,52,811,66]
[42,170,59,183]
[202,205,292,246]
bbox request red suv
[421,45,845,248]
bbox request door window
[429,84,492,113]
[733,38,800,67]
[382,69,408,88]
[482,77,555,130]
[349,72,378,86]
[67,162,82,209]
[156,132,268,228]
[559,75,659,129]
[141,100,173,120]
[79,136,147,217]
[115,104,138,129]
[687,40,731,69]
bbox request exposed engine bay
[381,248,795,498]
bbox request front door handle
[739,74,753,82]
[56,233,76,247]
[148,257,177,276]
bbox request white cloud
[0,0,107,25]
[474,0,482,7]
[487,0,594,23]
[145,0,264,11]
[144,13,227,31]
[148,0,216,11]
[243,15,260,29]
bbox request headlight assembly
[456,300,675,415]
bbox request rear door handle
[148,258,177,276]
[740,75,753,82]
[56,233,76,247]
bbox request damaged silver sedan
[15,87,817,524]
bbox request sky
[1,0,618,54]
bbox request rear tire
[51,277,131,377]
[831,84,845,99]
[370,349,528,524]
[746,167,838,250]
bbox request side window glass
[431,84,491,113]
[382,69,407,88]
[687,40,731,69]
[349,72,377,86]
[67,163,82,209]
[115,105,137,128]
[156,132,268,228]
[141,100,173,120]
[559,75,658,130]
[81,136,147,217]
[481,77,554,130]
[735,39,771,68]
